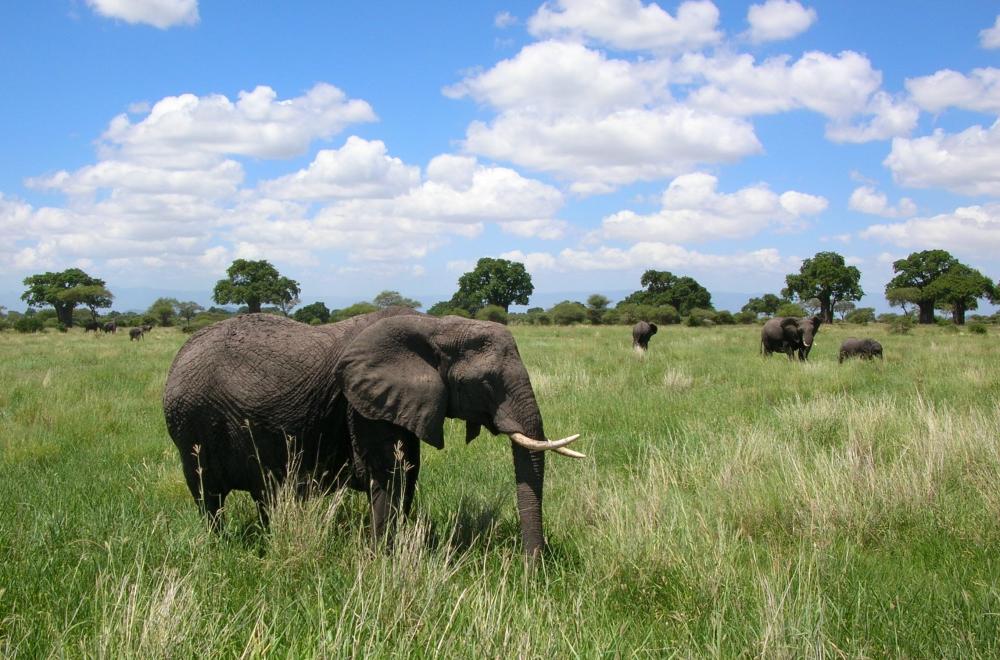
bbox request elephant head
[781,315,822,358]
[334,314,582,557]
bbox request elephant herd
[633,315,883,363]
[161,308,884,559]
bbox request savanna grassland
[1,322,999,657]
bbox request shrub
[775,302,807,317]
[475,305,508,324]
[14,316,45,333]
[888,315,914,335]
[968,322,988,335]
[549,301,587,325]
[733,310,758,324]
[714,310,735,325]
[686,308,716,327]
[43,318,67,332]
[845,307,876,324]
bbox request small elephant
[141,324,153,333]
[102,322,117,334]
[839,338,883,363]
[632,321,658,352]
[162,308,584,557]
[129,327,144,341]
[83,321,100,333]
[761,316,822,361]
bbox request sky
[2,0,999,313]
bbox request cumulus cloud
[527,0,721,52]
[102,84,375,165]
[745,0,817,43]
[86,0,199,29]
[981,15,1000,49]
[499,219,569,239]
[599,172,827,243]
[861,203,1000,258]
[905,67,1000,114]
[505,243,799,274]
[885,120,1000,195]
[848,186,916,218]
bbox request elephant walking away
[83,321,100,333]
[761,316,822,361]
[129,327,144,341]
[162,308,584,558]
[102,322,117,334]
[839,338,883,362]
[632,321,657,353]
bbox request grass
[1,321,999,656]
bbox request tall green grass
[1,323,998,656]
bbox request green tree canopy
[292,302,331,325]
[783,251,863,323]
[212,259,300,314]
[586,294,610,325]
[147,297,180,327]
[741,293,785,317]
[623,270,712,314]
[176,301,204,324]
[549,300,587,325]
[372,290,422,310]
[926,263,995,325]
[453,258,534,313]
[833,300,856,320]
[21,268,113,327]
[884,249,960,324]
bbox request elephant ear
[336,316,447,449]
[780,317,800,329]
[810,315,823,329]
[649,323,658,334]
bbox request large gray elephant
[839,337,883,363]
[632,321,657,352]
[760,316,822,360]
[162,308,583,557]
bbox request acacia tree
[783,251,863,323]
[147,297,180,326]
[176,301,204,324]
[452,258,533,313]
[927,264,995,324]
[21,268,113,327]
[834,300,856,320]
[742,293,785,318]
[212,259,300,314]
[372,290,422,309]
[623,270,712,314]
[586,294,610,325]
[884,250,959,324]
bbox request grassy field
[1,321,999,657]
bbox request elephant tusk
[553,446,586,459]
[509,432,582,453]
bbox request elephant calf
[632,320,657,352]
[129,327,144,341]
[839,338,883,362]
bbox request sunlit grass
[1,322,998,656]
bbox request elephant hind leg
[180,446,228,532]
[352,415,421,548]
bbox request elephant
[162,308,584,558]
[760,316,822,361]
[83,321,100,333]
[632,321,657,352]
[129,327,144,341]
[102,322,117,334]
[839,338,883,363]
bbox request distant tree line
[3,249,998,333]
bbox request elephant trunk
[511,441,546,558]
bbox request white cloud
[86,0,199,29]
[102,84,375,165]
[495,11,518,28]
[527,0,721,52]
[885,120,1000,195]
[861,203,1000,258]
[498,250,559,272]
[905,68,1000,114]
[499,218,569,239]
[746,0,817,43]
[848,186,916,218]
[28,159,244,199]
[825,91,919,143]
[599,172,827,243]
[258,137,420,201]
[981,15,1000,49]
[515,243,799,274]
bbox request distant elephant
[760,316,822,361]
[632,321,658,352]
[162,309,584,558]
[839,338,883,363]
[141,324,153,333]
[83,321,100,333]
[129,327,144,341]
[102,322,117,334]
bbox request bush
[888,315,914,335]
[43,318,67,332]
[549,301,587,325]
[714,310,735,325]
[14,316,45,333]
[775,302,807,317]
[475,305,508,324]
[968,322,988,335]
[845,307,876,324]
[733,310,758,324]
[686,308,716,327]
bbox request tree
[330,302,378,322]
[21,268,113,327]
[177,301,204,324]
[147,297,180,327]
[802,298,823,316]
[783,251,863,323]
[884,250,960,324]
[623,270,712,314]
[885,287,920,316]
[549,300,587,325]
[292,302,331,325]
[742,293,785,318]
[845,307,876,324]
[926,264,995,324]
[833,300,856,320]
[212,259,300,314]
[372,290,422,310]
[453,258,534,313]
[586,294,610,325]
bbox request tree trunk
[820,297,833,323]
[55,304,74,327]
[917,301,935,324]
[953,303,966,325]
[247,299,261,313]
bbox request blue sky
[2,0,999,312]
